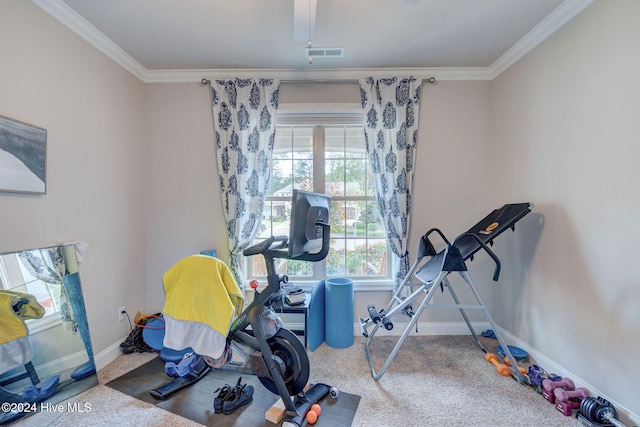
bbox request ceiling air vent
[305,47,344,58]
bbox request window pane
[286,259,313,277]
[364,163,374,197]
[292,128,313,159]
[274,127,292,154]
[366,201,385,237]
[270,159,292,196]
[292,159,313,189]
[345,158,367,197]
[362,239,388,276]
[329,200,346,236]
[346,200,366,238]
[325,127,345,159]
[325,160,344,197]
[345,127,366,158]
[347,239,368,275]
[326,244,346,276]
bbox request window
[251,122,389,282]
[0,249,64,333]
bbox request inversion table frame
[360,203,533,383]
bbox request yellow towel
[162,255,243,337]
[0,291,45,374]
[0,291,45,345]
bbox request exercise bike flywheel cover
[496,345,528,361]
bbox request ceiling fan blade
[293,0,317,42]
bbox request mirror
[0,245,97,424]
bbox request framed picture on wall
[0,115,47,194]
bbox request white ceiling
[34,0,593,82]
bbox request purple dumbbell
[542,377,574,392]
[554,387,589,402]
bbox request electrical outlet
[118,306,126,322]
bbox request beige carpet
[13,335,579,426]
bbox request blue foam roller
[307,280,325,352]
[325,277,354,348]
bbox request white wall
[0,1,147,360]
[490,0,640,420]
[144,83,227,311]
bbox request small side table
[272,293,310,349]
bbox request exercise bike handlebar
[244,222,331,261]
[243,235,288,257]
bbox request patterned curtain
[359,77,422,290]
[18,247,78,332]
[209,78,279,289]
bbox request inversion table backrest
[453,203,533,262]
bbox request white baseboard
[494,327,639,427]
[94,337,127,372]
[35,350,89,379]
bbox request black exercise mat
[106,356,360,426]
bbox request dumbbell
[554,387,589,402]
[556,399,581,416]
[542,377,574,392]
[554,387,589,416]
[541,377,574,404]
[580,397,627,427]
[503,356,527,375]
[485,353,510,376]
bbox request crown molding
[488,0,594,79]
[33,0,594,85]
[32,0,148,81]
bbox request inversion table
[360,203,533,383]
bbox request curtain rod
[200,77,437,86]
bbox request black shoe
[222,380,254,415]
[213,380,234,413]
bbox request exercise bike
[219,224,335,426]
[153,226,336,425]
[152,190,337,425]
